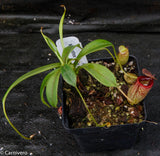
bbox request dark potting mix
[64,58,145,128]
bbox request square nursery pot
[62,56,147,152]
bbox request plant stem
[117,86,133,104]
[145,120,158,125]
[112,45,124,72]
[75,86,98,126]
[104,48,116,62]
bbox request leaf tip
[40,27,44,36]
[30,133,36,139]
[40,27,43,32]
[60,4,66,10]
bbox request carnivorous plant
[2,6,154,140]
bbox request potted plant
[2,6,156,152]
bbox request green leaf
[41,29,63,64]
[40,69,60,108]
[80,63,117,87]
[74,39,113,66]
[67,58,77,64]
[59,5,66,49]
[2,62,60,140]
[62,44,81,63]
[41,30,58,53]
[46,68,61,107]
[3,62,60,104]
[61,64,77,87]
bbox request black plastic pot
[62,56,147,152]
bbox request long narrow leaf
[46,68,61,107]
[41,29,63,64]
[74,39,113,66]
[61,64,77,87]
[59,5,66,49]
[2,62,60,140]
[80,63,117,87]
[40,69,60,107]
[62,44,81,63]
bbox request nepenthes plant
[2,5,155,140]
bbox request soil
[64,58,145,129]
